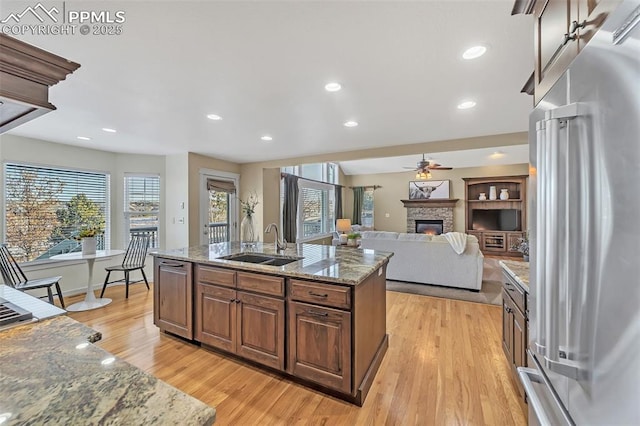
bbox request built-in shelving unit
[463,175,528,256]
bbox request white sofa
[360,231,484,291]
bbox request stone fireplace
[401,199,459,234]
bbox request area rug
[385,257,504,305]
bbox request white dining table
[51,249,125,312]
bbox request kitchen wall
[346,163,529,232]
[0,134,164,296]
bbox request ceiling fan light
[426,171,432,179]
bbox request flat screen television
[472,209,521,231]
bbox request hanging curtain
[335,186,343,222]
[207,178,236,193]
[352,186,364,225]
[282,174,299,243]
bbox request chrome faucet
[264,223,287,252]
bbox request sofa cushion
[361,231,399,240]
[397,233,432,242]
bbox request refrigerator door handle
[541,102,588,381]
[518,368,555,426]
[518,366,574,426]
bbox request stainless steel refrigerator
[519,1,640,424]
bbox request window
[362,188,374,227]
[281,162,340,242]
[124,175,160,249]
[4,163,110,262]
[298,180,335,241]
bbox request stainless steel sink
[218,253,302,266]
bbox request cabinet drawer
[289,279,351,310]
[237,271,284,297]
[156,258,191,271]
[503,277,526,314]
[196,265,236,288]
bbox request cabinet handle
[506,307,513,314]
[230,298,236,303]
[570,20,586,34]
[308,291,328,298]
[236,299,241,304]
[307,310,328,317]
[562,33,577,46]
[160,261,183,268]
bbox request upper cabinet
[0,34,80,134]
[514,0,620,104]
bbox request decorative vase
[478,193,487,201]
[500,188,509,200]
[241,214,257,246]
[81,237,96,255]
[489,186,497,200]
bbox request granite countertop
[152,242,393,286]
[0,316,216,425]
[499,259,530,293]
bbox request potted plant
[74,226,103,255]
[510,233,529,262]
[346,232,361,247]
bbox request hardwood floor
[66,284,526,425]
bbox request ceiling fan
[404,154,452,178]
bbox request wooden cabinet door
[534,0,579,104]
[507,232,525,254]
[154,258,193,339]
[288,301,352,394]
[502,289,514,364]
[195,283,236,352]
[576,0,620,48]
[236,291,285,371]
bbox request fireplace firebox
[415,219,444,235]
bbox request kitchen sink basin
[218,253,302,266]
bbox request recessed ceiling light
[325,82,342,92]
[261,135,273,141]
[206,114,222,120]
[102,128,116,133]
[344,121,358,127]
[457,100,476,110]
[462,45,487,60]
[77,136,91,141]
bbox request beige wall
[187,152,240,246]
[347,163,529,233]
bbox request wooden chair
[100,235,150,299]
[0,244,65,308]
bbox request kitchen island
[0,315,216,425]
[152,242,393,406]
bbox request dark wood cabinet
[236,291,285,370]
[463,175,527,256]
[531,0,620,104]
[502,272,528,399]
[153,257,193,339]
[194,266,286,371]
[153,256,389,406]
[288,301,352,394]
[0,34,80,133]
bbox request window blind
[124,175,160,248]
[4,163,110,262]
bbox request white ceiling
[338,144,529,175]
[5,0,533,164]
